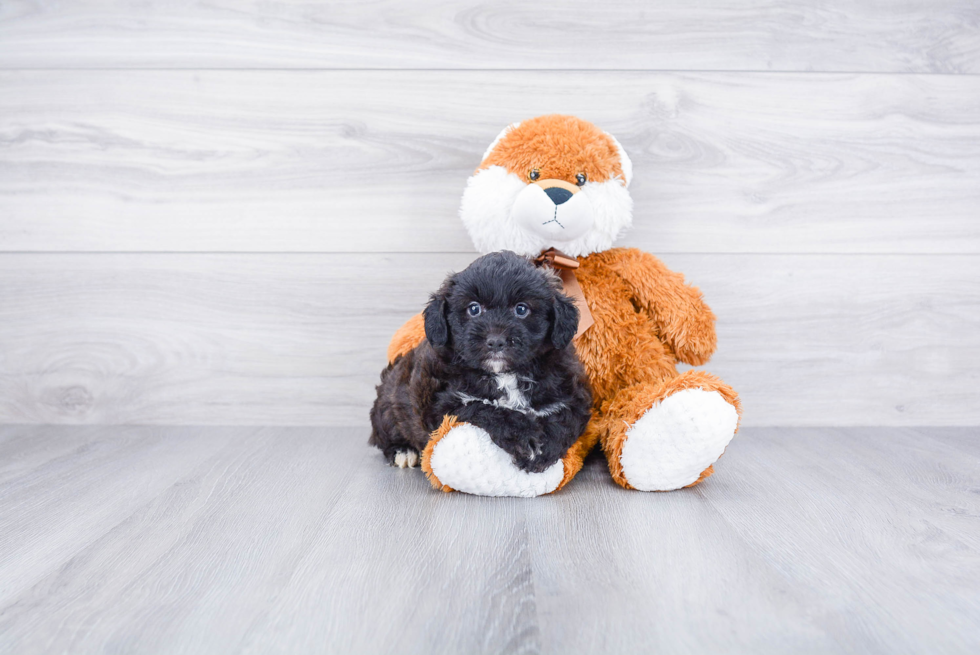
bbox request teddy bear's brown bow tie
[534,248,594,338]
[534,248,580,271]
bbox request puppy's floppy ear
[423,281,452,348]
[550,292,580,350]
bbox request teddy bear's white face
[459,116,634,259]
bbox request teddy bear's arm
[606,248,717,366]
[387,313,426,364]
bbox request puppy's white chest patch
[454,374,566,417]
[494,373,529,412]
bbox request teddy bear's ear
[550,292,580,350]
[423,282,452,348]
[481,122,521,163]
[606,132,633,188]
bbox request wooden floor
[1,426,978,654]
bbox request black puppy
[369,251,592,473]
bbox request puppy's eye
[528,169,541,181]
[575,173,587,186]
[467,302,482,317]
[514,303,530,318]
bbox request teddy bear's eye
[467,302,482,317]
[575,173,587,186]
[528,169,541,181]
[514,303,530,318]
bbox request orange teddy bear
[387,115,741,496]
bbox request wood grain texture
[1,426,978,654]
[0,1,978,72]
[0,426,368,652]
[0,426,241,603]
[528,457,839,653]
[704,427,980,652]
[237,438,539,655]
[2,71,979,254]
[919,426,980,457]
[0,252,976,427]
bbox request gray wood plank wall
[0,2,978,426]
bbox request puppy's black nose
[543,186,573,205]
[485,335,506,351]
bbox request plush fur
[460,166,634,258]
[479,116,630,184]
[390,114,743,495]
[460,114,634,258]
[370,251,592,473]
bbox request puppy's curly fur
[370,251,592,473]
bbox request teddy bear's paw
[429,423,564,497]
[620,388,738,491]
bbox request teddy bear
[386,114,741,496]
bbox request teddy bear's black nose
[543,186,573,206]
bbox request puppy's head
[423,251,579,373]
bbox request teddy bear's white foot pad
[620,388,738,491]
[429,424,563,497]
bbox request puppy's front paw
[513,438,554,473]
[392,448,420,468]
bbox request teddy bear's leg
[597,370,741,491]
[420,416,597,497]
[387,313,425,364]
